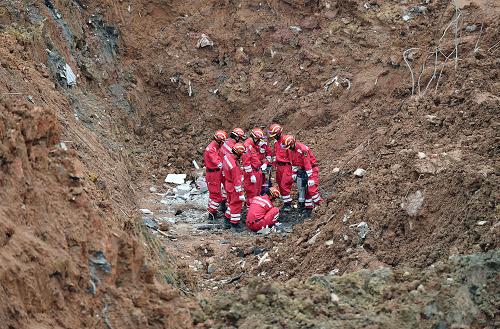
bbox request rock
[417,284,426,293]
[466,24,477,32]
[175,184,192,196]
[350,222,369,240]
[196,34,214,48]
[234,47,249,64]
[332,167,340,173]
[325,240,334,246]
[476,221,487,226]
[207,264,215,274]
[149,186,157,193]
[417,152,427,159]
[330,293,340,304]
[426,114,442,125]
[158,222,169,231]
[143,217,157,229]
[289,25,302,33]
[402,14,412,22]
[401,190,424,217]
[343,210,352,223]
[353,168,366,177]
[257,252,271,267]
[140,208,153,214]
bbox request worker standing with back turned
[203,130,228,219]
[268,124,293,211]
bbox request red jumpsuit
[242,138,263,203]
[289,142,322,209]
[222,153,244,224]
[272,135,293,204]
[258,139,273,193]
[219,138,236,157]
[204,141,224,214]
[246,195,280,232]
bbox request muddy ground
[0,0,499,328]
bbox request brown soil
[1,0,499,328]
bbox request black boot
[219,201,227,213]
[223,217,233,229]
[298,202,305,211]
[281,203,292,212]
[207,212,217,221]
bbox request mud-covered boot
[207,212,217,221]
[231,221,245,233]
[281,203,292,212]
[219,201,227,213]
[223,217,233,229]
[298,202,305,211]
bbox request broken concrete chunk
[325,239,334,246]
[350,222,369,240]
[417,152,427,159]
[196,34,214,48]
[164,173,187,185]
[353,168,366,177]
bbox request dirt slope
[0,0,498,328]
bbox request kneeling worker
[246,186,281,232]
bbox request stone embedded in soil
[401,190,425,217]
[149,186,157,193]
[353,168,366,177]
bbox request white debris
[175,183,192,196]
[324,76,351,91]
[353,168,366,177]
[330,293,340,303]
[401,190,424,217]
[196,176,208,193]
[140,209,153,215]
[343,210,352,223]
[332,167,340,173]
[325,239,334,246]
[65,64,77,86]
[402,14,412,21]
[164,174,187,185]
[257,252,271,267]
[476,221,487,226]
[417,152,427,159]
[59,142,68,151]
[149,186,157,193]
[257,226,272,235]
[308,230,321,245]
[289,25,302,33]
[188,80,193,97]
[192,160,200,170]
[196,34,214,48]
[329,268,340,275]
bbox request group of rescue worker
[203,124,322,232]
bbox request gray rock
[466,24,477,32]
[207,264,216,274]
[401,190,425,217]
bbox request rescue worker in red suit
[268,124,293,211]
[242,128,266,205]
[246,186,281,232]
[219,128,244,212]
[283,134,323,217]
[257,135,273,194]
[220,127,245,157]
[203,130,228,220]
[222,142,247,231]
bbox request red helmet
[214,130,228,142]
[282,134,296,149]
[269,186,281,199]
[268,123,283,137]
[250,127,265,140]
[231,127,245,139]
[232,142,246,156]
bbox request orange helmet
[250,127,265,140]
[232,142,246,156]
[269,186,281,199]
[268,123,283,137]
[231,127,245,140]
[282,134,296,149]
[213,130,228,142]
